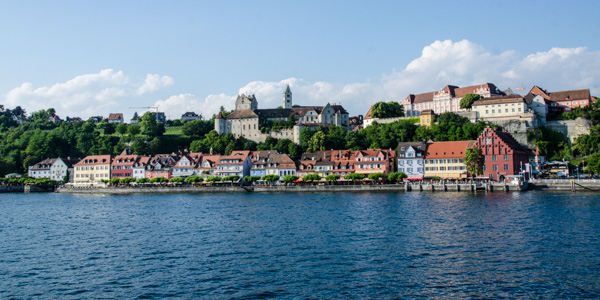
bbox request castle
[215,86,349,144]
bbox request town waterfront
[1,191,600,298]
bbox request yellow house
[420,109,436,127]
[73,155,112,185]
[424,141,474,179]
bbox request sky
[1,0,600,120]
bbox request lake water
[1,191,600,299]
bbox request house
[181,112,200,122]
[111,149,139,178]
[424,141,474,179]
[297,153,319,178]
[195,155,220,179]
[471,95,536,125]
[66,116,83,123]
[215,151,252,178]
[397,141,427,180]
[264,154,297,178]
[130,113,140,124]
[250,151,279,177]
[401,83,504,117]
[28,158,56,179]
[529,86,595,115]
[107,113,124,124]
[73,155,111,184]
[172,153,203,178]
[48,114,62,123]
[132,156,151,179]
[354,149,396,176]
[419,110,435,127]
[145,154,177,180]
[29,158,76,181]
[89,116,104,124]
[473,127,530,181]
[329,150,356,177]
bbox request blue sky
[1,0,599,119]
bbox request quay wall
[56,183,524,195]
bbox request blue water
[1,191,600,299]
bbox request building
[397,141,427,180]
[111,149,139,178]
[264,154,297,178]
[195,155,220,179]
[214,151,252,178]
[181,111,200,122]
[28,157,78,182]
[529,86,595,115]
[419,110,435,127]
[401,83,504,117]
[107,113,124,124]
[329,150,356,177]
[215,86,350,144]
[145,154,177,180]
[132,156,150,179]
[424,141,474,179]
[89,116,104,124]
[353,149,396,176]
[172,153,202,178]
[73,155,111,184]
[472,95,535,124]
[250,151,279,177]
[473,127,530,181]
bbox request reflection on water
[1,191,599,298]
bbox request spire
[285,84,291,93]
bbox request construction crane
[128,106,160,112]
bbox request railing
[529,178,599,184]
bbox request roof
[397,141,427,155]
[407,91,435,104]
[548,89,591,102]
[112,155,139,167]
[472,95,527,106]
[75,155,111,166]
[108,113,123,120]
[30,158,57,170]
[453,83,502,98]
[256,108,296,119]
[226,109,258,119]
[215,111,224,119]
[421,109,434,115]
[425,141,475,159]
[182,111,198,117]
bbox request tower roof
[285,84,291,93]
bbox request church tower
[283,85,292,109]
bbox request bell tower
[283,85,292,109]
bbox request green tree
[302,174,321,182]
[261,174,280,184]
[206,176,221,182]
[243,176,261,182]
[368,172,385,181]
[325,174,340,182]
[387,171,407,182]
[185,175,204,184]
[370,101,405,118]
[344,173,365,183]
[307,131,326,152]
[116,123,128,135]
[139,112,165,137]
[136,177,149,184]
[127,124,141,136]
[169,177,184,183]
[223,175,240,182]
[150,177,168,183]
[585,152,600,175]
[282,175,299,183]
[460,93,482,110]
[464,147,484,178]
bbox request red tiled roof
[548,89,591,102]
[425,141,475,159]
[112,155,139,166]
[75,155,111,166]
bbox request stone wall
[546,117,591,143]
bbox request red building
[111,149,139,178]
[474,127,529,181]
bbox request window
[504,154,508,161]
[504,164,509,171]
[505,109,508,113]
[483,165,486,171]
[493,164,498,171]
[492,155,497,161]
[518,108,521,112]
[512,108,515,112]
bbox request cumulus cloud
[153,93,236,120]
[194,40,600,117]
[3,69,174,119]
[5,40,600,120]
[137,74,174,95]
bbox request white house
[397,142,426,180]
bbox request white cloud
[4,40,600,121]
[153,93,236,120]
[137,74,174,95]
[3,69,174,119]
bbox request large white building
[400,83,504,117]
[215,86,349,144]
[28,157,78,182]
